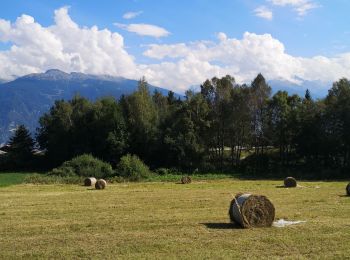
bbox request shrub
[155,168,169,176]
[108,176,126,183]
[116,154,152,181]
[49,166,76,177]
[49,154,113,179]
[25,173,83,184]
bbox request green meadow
[0,179,349,259]
[0,172,31,188]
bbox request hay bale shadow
[202,222,241,229]
[275,185,286,188]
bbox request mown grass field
[0,178,349,259]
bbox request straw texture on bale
[181,176,192,184]
[84,177,97,187]
[284,177,297,188]
[346,183,350,196]
[229,193,275,228]
[95,179,107,190]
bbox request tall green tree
[121,77,158,164]
[268,91,301,165]
[38,96,128,166]
[295,93,324,166]
[227,85,252,166]
[201,75,235,169]
[161,91,209,170]
[7,125,34,168]
[250,73,271,155]
[37,99,74,166]
[89,97,128,164]
[324,78,350,168]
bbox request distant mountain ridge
[0,69,178,144]
[268,79,330,99]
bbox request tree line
[1,74,350,177]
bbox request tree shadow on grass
[201,222,241,229]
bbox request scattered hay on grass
[284,177,297,188]
[84,177,97,187]
[95,179,107,190]
[181,176,192,184]
[229,193,275,228]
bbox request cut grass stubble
[0,179,349,259]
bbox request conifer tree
[8,125,34,166]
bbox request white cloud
[142,32,302,91]
[217,32,228,41]
[142,32,350,92]
[268,0,319,16]
[0,7,138,80]
[122,11,143,19]
[254,6,273,20]
[1,7,350,95]
[114,23,170,38]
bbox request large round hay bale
[84,177,97,186]
[229,193,275,228]
[95,179,107,190]
[181,176,192,184]
[346,183,350,196]
[284,177,297,188]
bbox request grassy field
[0,172,32,187]
[0,179,349,259]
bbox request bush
[116,154,152,181]
[49,166,76,177]
[155,168,169,175]
[108,176,126,183]
[25,173,83,184]
[49,154,113,179]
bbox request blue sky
[0,0,350,92]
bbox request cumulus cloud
[143,32,302,90]
[268,0,319,16]
[122,11,143,19]
[142,32,350,92]
[1,7,350,94]
[254,6,273,20]
[0,7,137,80]
[114,23,170,38]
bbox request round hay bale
[181,176,192,184]
[346,183,350,196]
[84,177,97,186]
[229,193,275,228]
[284,177,297,188]
[95,179,107,190]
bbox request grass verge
[0,172,32,187]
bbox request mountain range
[0,69,330,144]
[0,69,176,144]
[269,79,330,99]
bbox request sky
[0,0,350,93]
